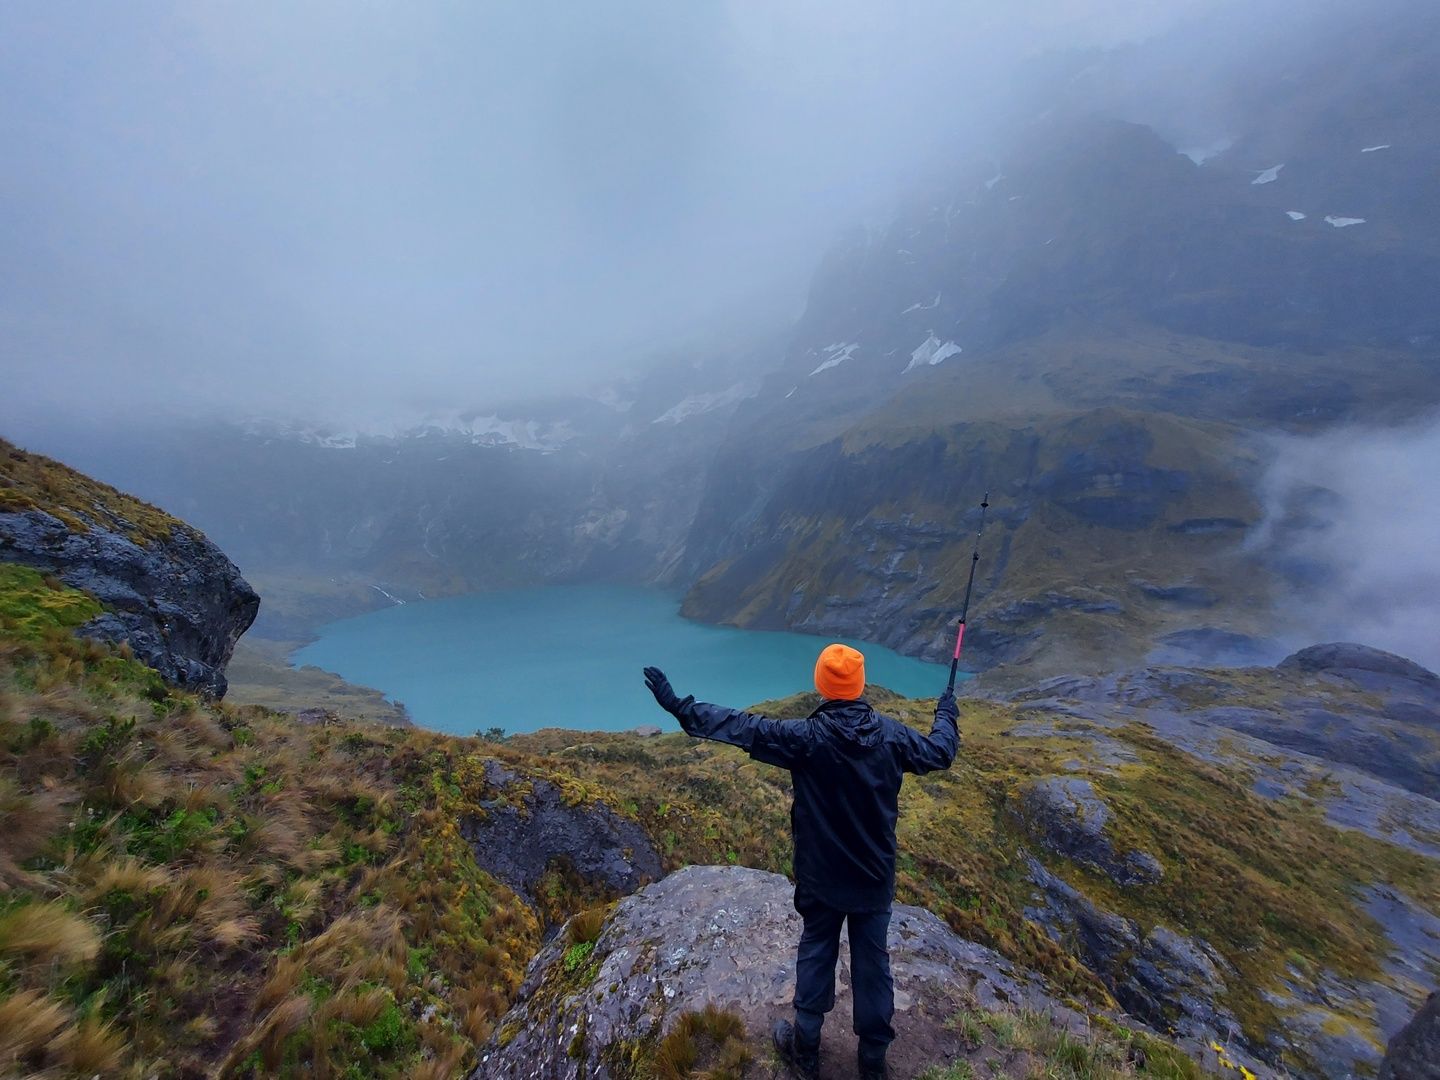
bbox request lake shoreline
[291,584,956,736]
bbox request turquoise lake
[291,586,953,735]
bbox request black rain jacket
[672,694,959,912]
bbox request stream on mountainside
[291,585,955,735]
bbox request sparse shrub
[650,1003,751,1080]
[0,900,101,967]
[567,905,609,946]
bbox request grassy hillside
[0,439,187,545]
[1,565,1433,1077]
[0,564,537,1078]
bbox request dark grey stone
[1021,855,1256,1062]
[0,507,258,697]
[1013,777,1162,886]
[458,759,663,917]
[1379,992,1440,1080]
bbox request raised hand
[643,666,684,715]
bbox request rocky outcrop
[1279,643,1439,687]
[1021,856,1254,1063]
[997,656,1440,1077]
[1379,992,1440,1080]
[474,865,1091,1080]
[0,445,259,698]
[458,760,662,913]
[999,650,1440,849]
[1207,646,1440,799]
[1013,777,1163,886]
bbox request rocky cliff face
[0,439,258,696]
[670,9,1440,677]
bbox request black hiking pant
[792,895,894,1068]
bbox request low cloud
[1254,413,1440,672]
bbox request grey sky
[1,0,1218,428]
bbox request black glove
[644,666,686,715]
[937,688,958,722]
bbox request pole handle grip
[945,621,966,693]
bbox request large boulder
[0,441,258,697]
[474,865,1088,1080]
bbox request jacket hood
[810,699,882,752]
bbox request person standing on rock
[643,643,959,1080]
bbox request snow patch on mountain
[1361,144,1392,153]
[903,335,963,374]
[652,383,755,425]
[1252,164,1284,185]
[902,294,941,314]
[1286,211,1307,221]
[985,172,1005,190]
[1325,216,1366,228]
[240,412,577,451]
[449,415,577,451]
[809,343,858,376]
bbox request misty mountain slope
[676,12,1440,677]
[21,1,1439,683]
[38,338,781,639]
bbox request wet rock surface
[1013,777,1162,886]
[475,865,1092,1080]
[0,507,258,697]
[995,648,1440,855]
[1020,855,1258,1068]
[459,760,662,913]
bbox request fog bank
[1256,415,1440,672]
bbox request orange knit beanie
[814,643,866,701]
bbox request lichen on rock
[474,864,1090,1080]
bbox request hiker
[643,644,959,1080]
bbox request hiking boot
[771,1019,820,1080]
[857,1050,888,1080]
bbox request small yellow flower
[1240,1067,1257,1080]
[1210,1042,1225,1053]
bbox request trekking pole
[946,493,990,694]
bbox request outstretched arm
[643,667,811,769]
[896,689,960,774]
